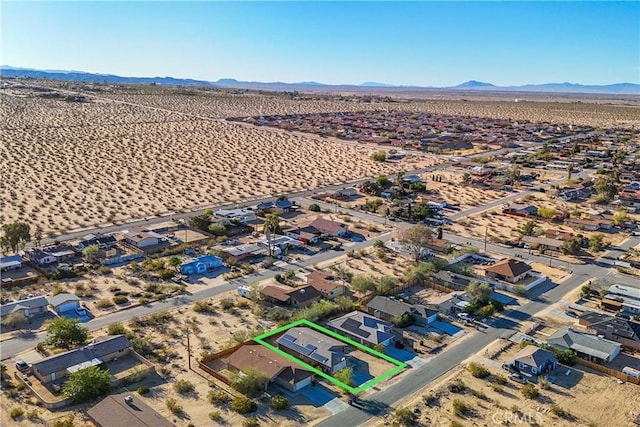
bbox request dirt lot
[379,338,640,427]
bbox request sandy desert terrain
[2,81,639,235]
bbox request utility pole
[186,326,191,370]
[484,224,488,252]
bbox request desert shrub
[173,379,195,395]
[450,421,463,427]
[25,409,40,420]
[231,396,257,414]
[391,407,417,426]
[423,393,438,406]
[209,410,224,422]
[242,418,260,427]
[550,405,569,418]
[52,415,75,427]
[521,383,539,399]
[136,386,150,395]
[490,374,507,385]
[95,298,114,309]
[308,203,321,212]
[448,378,466,393]
[112,295,128,305]
[467,362,490,378]
[470,388,488,400]
[452,399,470,416]
[208,389,232,405]
[166,398,183,414]
[10,407,24,419]
[220,298,235,310]
[107,322,128,335]
[193,300,216,313]
[270,393,289,410]
[490,383,503,393]
[97,266,111,275]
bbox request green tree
[168,256,182,271]
[521,220,536,236]
[377,175,392,189]
[554,349,576,365]
[612,210,630,225]
[403,262,437,286]
[2,311,28,328]
[82,244,100,263]
[560,238,581,255]
[231,396,257,414]
[1,222,31,253]
[397,224,434,262]
[376,275,398,295]
[188,213,211,231]
[350,275,379,294]
[63,365,111,403]
[334,367,355,387]
[594,176,618,203]
[263,213,282,234]
[270,394,289,410]
[588,234,605,252]
[506,165,522,187]
[46,317,88,349]
[370,150,387,162]
[394,312,414,328]
[468,281,492,305]
[308,203,321,212]
[208,222,227,236]
[230,368,268,397]
[477,304,496,318]
[537,206,557,219]
[33,225,43,247]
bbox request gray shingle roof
[547,327,620,360]
[32,335,131,376]
[0,296,48,317]
[47,293,80,308]
[366,296,412,318]
[327,311,394,345]
[512,346,557,369]
[276,327,347,368]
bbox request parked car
[15,360,30,373]
[509,373,528,384]
[457,313,474,322]
[565,310,579,318]
[502,363,515,372]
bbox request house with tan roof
[484,258,532,283]
[222,344,314,392]
[260,285,322,307]
[306,271,350,300]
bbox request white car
[457,313,473,322]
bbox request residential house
[484,258,532,283]
[287,228,321,245]
[221,243,266,260]
[326,311,395,347]
[214,208,257,224]
[87,393,173,427]
[521,236,564,253]
[579,311,640,352]
[254,200,297,214]
[118,229,163,249]
[222,344,314,392]
[381,186,402,199]
[24,249,57,266]
[432,271,473,290]
[276,327,348,374]
[508,346,557,376]
[0,296,49,319]
[180,255,224,275]
[308,218,350,237]
[260,285,322,308]
[565,217,611,231]
[431,291,472,314]
[77,235,117,250]
[546,326,621,364]
[0,254,23,271]
[502,204,539,217]
[48,293,81,314]
[32,335,132,384]
[366,296,437,326]
[288,286,323,308]
[306,271,349,300]
[330,187,358,200]
[401,175,422,185]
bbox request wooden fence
[576,358,640,385]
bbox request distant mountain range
[1,66,638,95]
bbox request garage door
[58,302,78,313]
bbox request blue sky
[2,1,638,86]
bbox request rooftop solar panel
[309,352,328,364]
[342,318,370,338]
